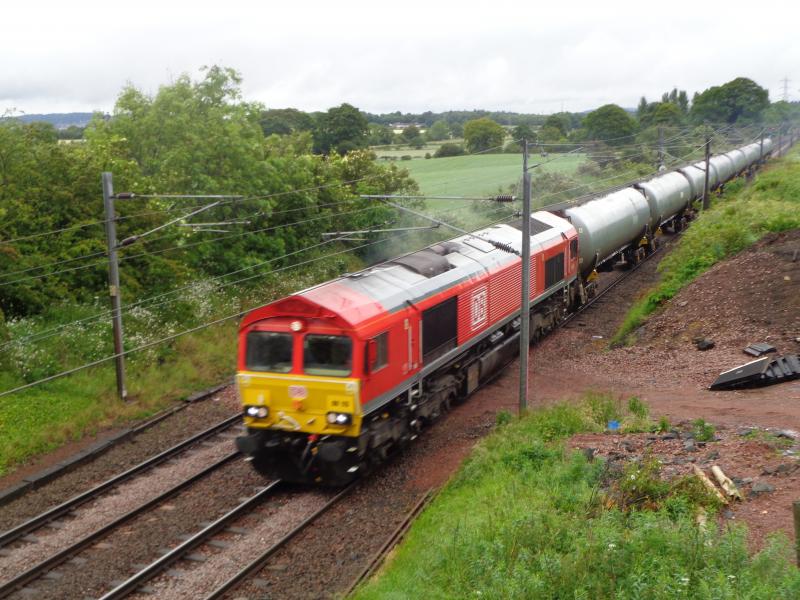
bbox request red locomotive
[236,211,579,483]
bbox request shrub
[433,143,465,158]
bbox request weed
[692,418,716,442]
[657,415,671,433]
[495,410,513,427]
[745,429,793,450]
[627,396,649,419]
[584,392,622,428]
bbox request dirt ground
[483,228,800,548]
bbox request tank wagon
[235,138,773,484]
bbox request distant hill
[14,112,94,129]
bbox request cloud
[1,0,798,114]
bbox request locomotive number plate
[288,385,308,399]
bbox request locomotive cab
[236,299,368,484]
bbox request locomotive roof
[242,211,575,330]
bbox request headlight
[245,406,269,418]
[326,412,352,426]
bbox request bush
[400,155,412,161]
[433,143,465,158]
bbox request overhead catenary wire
[0,200,514,353]
[0,203,521,398]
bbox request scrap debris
[744,342,777,357]
[709,354,800,390]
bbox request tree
[542,114,570,137]
[312,103,369,154]
[538,126,563,143]
[583,104,637,145]
[259,108,314,137]
[401,125,420,143]
[367,123,394,145]
[690,78,769,124]
[637,97,649,119]
[425,120,450,141]
[511,124,536,150]
[463,118,505,153]
[652,102,683,126]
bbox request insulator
[494,194,515,203]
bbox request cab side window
[366,331,389,372]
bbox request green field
[402,153,587,201]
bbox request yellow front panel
[237,371,361,437]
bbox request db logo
[288,385,308,400]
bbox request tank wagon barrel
[564,188,650,277]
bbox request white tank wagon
[677,165,708,201]
[693,161,720,190]
[739,143,762,167]
[564,188,651,276]
[724,148,748,174]
[635,171,693,232]
[709,154,736,184]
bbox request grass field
[401,153,587,202]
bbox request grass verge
[352,400,800,599]
[612,149,800,346]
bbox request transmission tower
[780,77,791,102]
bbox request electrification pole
[702,135,711,211]
[102,172,127,401]
[658,127,664,171]
[519,140,531,414]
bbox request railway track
[0,415,243,598]
[89,482,353,600]
[0,452,240,598]
[0,414,240,550]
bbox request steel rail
[203,482,356,600]
[0,451,241,599]
[98,479,284,600]
[0,413,241,548]
[560,244,665,330]
[343,489,434,597]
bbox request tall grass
[612,150,800,346]
[353,402,800,599]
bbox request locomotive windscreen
[246,331,293,373]
[422,297,458,363]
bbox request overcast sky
[2,0,798,116]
